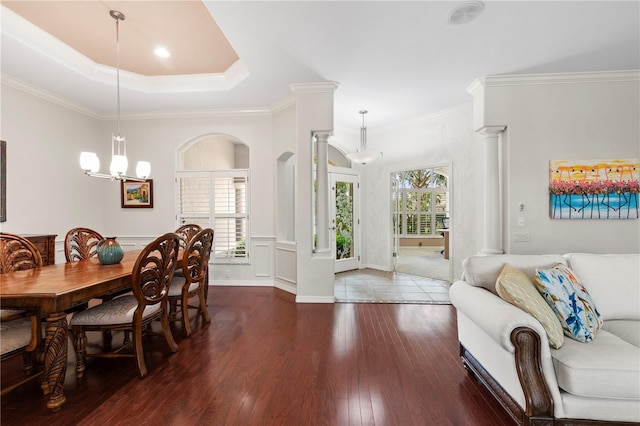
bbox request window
[176,170,249,264]
[392,168,449,237]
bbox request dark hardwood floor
[1,287,514,425]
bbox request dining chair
[174,224,203,250]
[172,224,202,278]
[0,232,42,273]
[0,233,43,395]
[70,232,180,379]
[64,227,104,262]
[168,228,213,337]
[63,227,122,321]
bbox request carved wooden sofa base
[460,332,639,426]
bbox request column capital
[476,125,506,137]
[314,131,332,142]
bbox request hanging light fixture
[346,110,382,165]
[79,10,150,182]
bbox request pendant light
[346,110,382,165]
[80,10,150,182]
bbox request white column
[315,132,331,253]
[478,126,506,255]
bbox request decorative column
[478,126,506,255]
[314,132,331,253]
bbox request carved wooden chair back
[64,227,105,263]
[0,232,42,274]
[0,233,43,395]
[168,228,213,337]
[181,228,214,286]
[174,224,202,250]
[131,232,181,312]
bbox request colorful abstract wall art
[549,159,639,219]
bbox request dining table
[0,250,144,412]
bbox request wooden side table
[22,234,56,266]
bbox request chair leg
[132,323,147,379]
[198,288,211,324]
[103,330,112,351]
[22,351,34,376]
[181,292,192,337]
[168,300,177,321]
[73,328,87,379]
[123,331,131,346]
[161,313,178,353]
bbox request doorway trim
[329,166,360,273]
[390,163,453,282]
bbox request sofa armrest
[450,280,551,353]
[450,280,562,422]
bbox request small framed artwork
[121,179,153,208]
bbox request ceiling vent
[447,1,484,25]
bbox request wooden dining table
[0,250,143,412]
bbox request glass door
[392,173,401,271]
[330,173,360,273]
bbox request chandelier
[79,10,150,182]
[346,110,382,165]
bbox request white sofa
[449,253,640,425]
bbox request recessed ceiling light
[153,46,171,58]
[447,1,484,25]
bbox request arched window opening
[176,135,250,265]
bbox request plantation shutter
[176,170,249,264]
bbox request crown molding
[269,95,296,115]
[122,107,273,120]
[2,73,294,121]
[466,77,485,96]
[289,81,340,94]
[469,70,639,91]
[1,74,102,119]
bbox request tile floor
[334,268,451,304]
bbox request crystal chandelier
[346,110,382,165]
[79,10,150,182]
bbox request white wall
[481,71,640,254]
[0,84,106,239]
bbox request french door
[330,172,360,273]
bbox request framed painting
[1,140,5,222]
[121,179,153,208]
[549,159,639,219]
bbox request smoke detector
[447,1,484,25]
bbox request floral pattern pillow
[534,264,603,343]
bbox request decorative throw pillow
[495,264,564,349]
[534,264,603,343]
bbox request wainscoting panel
[276,241,296,285]
[252,241,272,278]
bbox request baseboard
[361,263,390,272]
[210,280,273,287]
[274,281,296,295]
[295,295,335,303]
